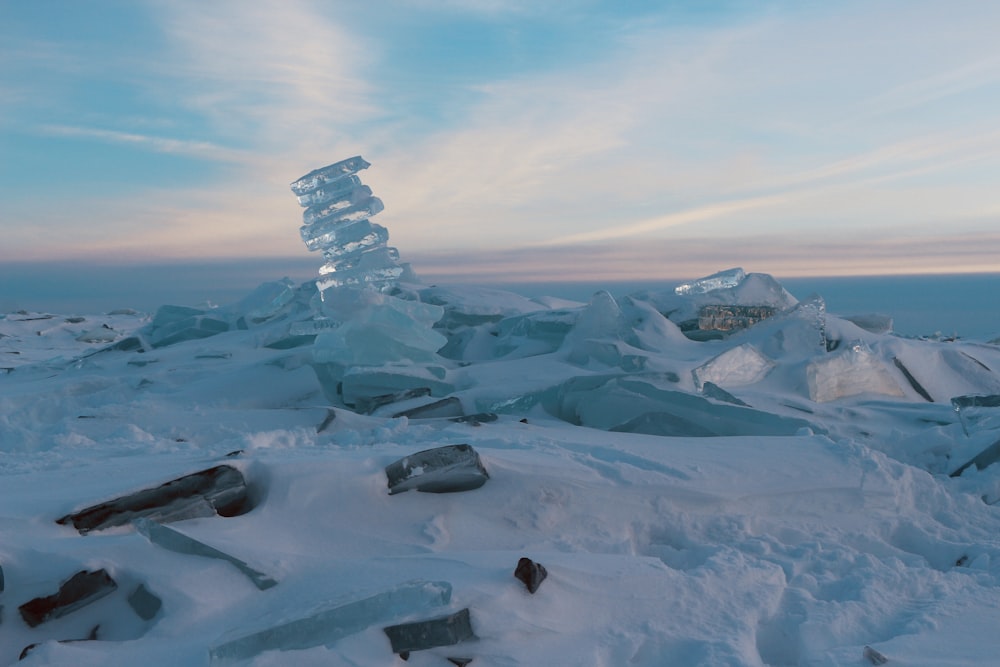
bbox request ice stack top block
[290,156,403,296]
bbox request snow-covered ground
[2,271,1000,666]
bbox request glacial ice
[19,569,118,628]
[383,608,475,654]
[806,342,905,402]
[291,156,402,296]
[56,465,251,534]
[134,518,277,591]
[674,267,747,295]
[385,444,490,494]
[693,343,774,390]
[208,580,453,662]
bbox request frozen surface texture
[3,219,1000,663]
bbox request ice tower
[290,156,404,295]
[289,157,452,409]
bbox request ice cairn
[289,157,451,409]
[290,156,403,295]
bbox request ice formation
[290,156,403,295]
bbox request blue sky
[2,0,1000,285]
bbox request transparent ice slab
[208,580,453,663]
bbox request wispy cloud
[37,124,247,162]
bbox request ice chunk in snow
[693,343,774,389]
[19,569,117,628]
[675,268,746,295]
[514,557,548,594]
[134,518,277,591]
[56,465,251,534]
[383,608,475,655]
[806,342,904,402]
[208,580,452,662]
[127,584,163,621]
[553,375,816,436]
[386,444,490,494]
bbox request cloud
[407,228,1000,284]
[150,0,378,156]
[37,124,247,162]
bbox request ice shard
[385,444,490,495]
[56,465,252,534]
[291,156,403,296]
[19,569,117,628]
[383,608,475,655]
[674,268,746,295]
[209,580,453,662]
[134,518,277,591]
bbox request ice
[127,584,163,621]
[134,518,278,591]
[289,156,371,197]
[553,374,816,436]
[693,343,774,389]
[674,267,747,295]
[392,396,465,419]
[57,465,251,534]
[19,569,118,628]
[385,444,490,494]
[290,156,402,297]
[146,305,230,348]
[514,557,548,594]
[806,342,905,402]
[233,279,297,325]
[950,436,1000,477]
[952,394,1000,436]
[383,608,475,655]
[208,580,453,662]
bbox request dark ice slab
[19,569,117,628]
[57,465,252,534]
[393,397,465,419]
[127,584,163,621]
[514,557,547,594]
[384,608,475,654]
[386,445,490,495]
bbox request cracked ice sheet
[4,296,1000,666]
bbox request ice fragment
[57,465,251,534]
[19,570,117,628]
[514,557,547,594]
[134,518,277,590]
[209,580,452,662]
[674,268,746,295]
[386,444,490,495]
[127,584,163,621]
[383,608,475,654]
[393,397,465,419]
[863,645,889,665]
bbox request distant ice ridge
[290,156,404,295]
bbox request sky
[2,0,1000,294]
